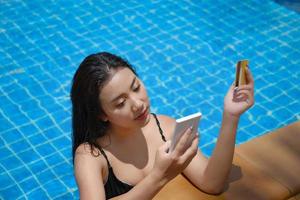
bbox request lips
[135,108,149,120]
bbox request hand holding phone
[169,112,202,152]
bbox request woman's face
[99,67,151,130]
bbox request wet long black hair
[70,52,137,163]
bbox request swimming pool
[1,0,299,199]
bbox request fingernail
[234,87,238,93]
[189,126,193,132]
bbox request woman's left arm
[182,68,255,194]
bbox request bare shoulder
[74,143,106,199]
[75,142,101,156]
[74,142,106,171]
[155,114,176,125]
[155,114,176,140]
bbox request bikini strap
[152,113,167,142]
[99,147,112,168]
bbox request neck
[108,124,143,142]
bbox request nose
[131,97,144,113]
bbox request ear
[98,114,108,122]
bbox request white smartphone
[169,112,202,152]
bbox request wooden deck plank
[236,121,300,195]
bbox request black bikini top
[99,113,166,199]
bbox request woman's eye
[133,84,140,91]
[116,100,125,108]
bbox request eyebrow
[110,77,137,103]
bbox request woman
[71,52,254,200]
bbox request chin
[138,112,151,127]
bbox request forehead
[99,67,136,101]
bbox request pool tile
[36,169,57,185]
[19,177,39,194]
[18,149,40,164]
[52,136,69,150]
[28,160,48,175]
[27,188,50,199]
[236,130,254,144]
[54,192,75,200]
[201,142,217,157]
[35,115,55,129]
[43,180,67,199]
[44,127,64,140]
[45,153,65,167]
[0,174,14,189]
[9,140,31,153]
[36,143,56,157]
[19,123,39,136]
[0,185,23,199]
[10,167,32,183]
[0,156,23,171]
[0,118,14,132]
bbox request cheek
[141,85,149,102]
[106,105,133,122]
[100,103,126,122]
[107,110,137,128]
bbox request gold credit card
[235,60,249,87]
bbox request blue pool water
[1,0,300,199]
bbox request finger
[234,95,248,102]
[191,134,199,147]
[233,88,249,98]
[234,90,248,98]
[233,90,252,102]
[184,132,199,150]
[233,95,247,102]
[236,84,253,91]
[234,90,254,105]
[173,127,192,155]
[236,86,254,97]
[180,136,199,163]
[233,93,247,101]
[235,90,252,98]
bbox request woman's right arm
[75,129,198,200]
[74,144,106,200]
